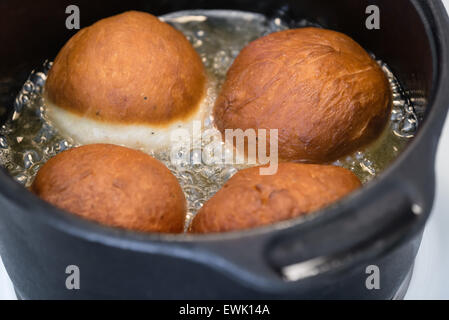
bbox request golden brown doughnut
[46,10,206,125]
[44,11,207,151]
[190,163,361,233]
[214,28,391,163]
[31,144,186,233]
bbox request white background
[1,2,449,300]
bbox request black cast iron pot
[0,0,448,300]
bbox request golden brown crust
[214,28,391,163]
[31,144,186,233]
[190,163,361,233]
[45,11,206,126]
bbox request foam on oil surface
[0,10,420,226]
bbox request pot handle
[198,181,428,293]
